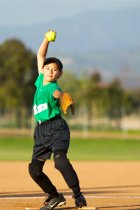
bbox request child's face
[42,63,62,82]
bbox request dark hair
[43,57,63,71]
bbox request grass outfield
[0,137,140,161]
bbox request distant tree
[124,89,140,114]
[59,71,79,93]
[90,71,101,83]
[59,71,81,106]
[0,39,37,127]
[106,78,124,119]
[85,72,103,112]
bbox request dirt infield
[0,161,140,210]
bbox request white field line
[1,195,140,200]
[24,208,96,210]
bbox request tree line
[0,39,140,128]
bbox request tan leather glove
[60,92,74,115]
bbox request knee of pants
[28,160,44,181]
[54,152,69,171]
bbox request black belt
[37,115,62,125]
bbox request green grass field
[0,136,140,161]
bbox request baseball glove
[60,92,74,115]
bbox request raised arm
[37,38,49,74]
[37,30,56,74]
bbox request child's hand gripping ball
[45,30,56,42]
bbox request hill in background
[1,5,140,88]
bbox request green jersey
[33,73,62,122]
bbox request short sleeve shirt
[33,73,62,122]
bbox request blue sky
[0,0,140,26]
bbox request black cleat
[74,193,87,208]
[43,195,53,206]
[40,193,66,210]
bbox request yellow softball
[45,30,56,42]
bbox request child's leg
[53,151,80,195]
[28,159,59,197]
[53,151,87,207]
[54,151,87,207]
